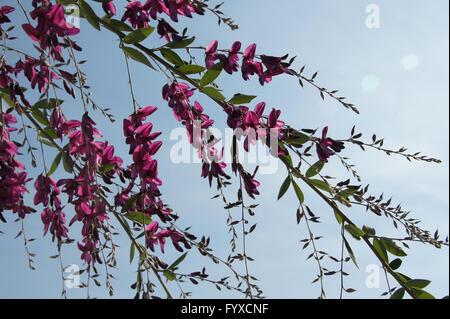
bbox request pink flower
[162,82,195,122]
[0,112,34,219]
[41,207,69,240]
[156,18,184,42]
[242,166,260,199]
[201,148,230,186]
[121,1,150,29]
[259,54,293,85]
[223,41,241,75]
[144,0,168,20]
[242,44,263,81]
[102,1,117,16]
[34,175,60,207]
[205,40,222,69]
[0,6,15,29]
[316,127,345,162]
[22,4,80,61]
[163,0,195,22]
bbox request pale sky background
[0,0,448,299]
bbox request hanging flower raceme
[316,127,345,162]
[59,112,123,264]
[120,106,191,254]
[34,175,68,241]
[22,3,80,61]
[0,112,34,220]
[162,82,195,122]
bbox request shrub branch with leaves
[0,0,447,299]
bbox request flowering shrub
[0,0,447,299]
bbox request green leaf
[306,161,324,178]
[411,288,435,299]
[395,272,412,283]
[334,210,343,224]
[168,252,188,270]
[124,211,152,225]
[389,258,402,270]
[62,152,74,174]
[200,62,223,86]
[163,270,176,281]
[277,176,291,200]
[0,92,14,107]
[381,238,407,257]
[129,242,136,264]
[160,48,184,67]
[373,238,389,263]
[165,37,195,48]
[390,288,405,299]
[177,64,206,75]
[48,152,62,176]
[308,179,331,193]
[103,16,133,32]
[286,131,310,145]
[78,0,100,31]
[337,188,358,199]
[200,87,226,101]
[34,98,63,109]
[123,27,155,44]
[100,163,115,174]
[31,108,51,127]
[39,139,57,148]
[121,194,138,213]
[362,225,376,236]
[344,224,365,240]
[343,237,359,269]
[57,0,77,5]
[122,46,155,70]
[41,127,58,139]
[279,154,293,166]
[292,180,305,203]
[228,94,257,105]
[406,279,431,289]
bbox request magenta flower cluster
[54,113,123,264]
[0,112,34,221]
[22,1,80,62]
[35,175,68,241]
[117,0,196,42]
[205,41,294,85]
[121,106,191,253]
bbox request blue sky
[0,0,448,299]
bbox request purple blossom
[242,44,263,81]
[0,6,15,30]
[121,1,150,29]
[316,127,345,162]
[102,1,117,16]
